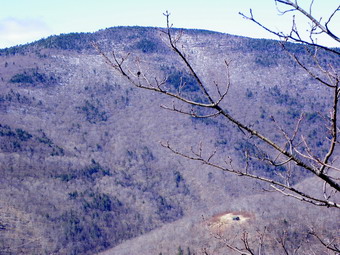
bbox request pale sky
[0,0,339,49]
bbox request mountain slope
[0,27,339,255]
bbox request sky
[0,0,339,49]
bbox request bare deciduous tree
[95,0,339,209]
[95,0,339,253]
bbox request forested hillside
[0,26,339,254]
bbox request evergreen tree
[177,246,183,255]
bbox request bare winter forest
[0,1,339,254]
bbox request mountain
[0,27,339,255]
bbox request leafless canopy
[240,0,340,54]
[94,0,340,211]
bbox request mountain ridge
[0,26,339,254]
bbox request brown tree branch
[95,3,340,209]
[161,141,339,208]
[239,7,340,55]
[275,0,340,43]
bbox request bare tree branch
[309,229,340,253]
[275,0,340,43]
[161,141,339,208]
[96,1,340,212]
[239,3,340,55]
